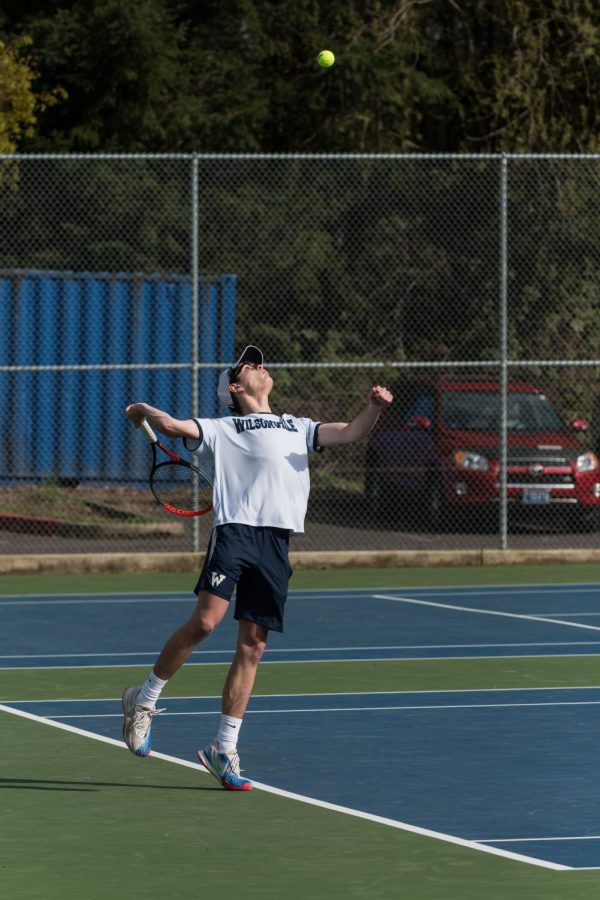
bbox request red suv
[365,378,600,529]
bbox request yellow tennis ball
[317,50,335,68]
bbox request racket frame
[137,418,212,517]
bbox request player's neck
[238,395,272,415]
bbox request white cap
[217,345,264,408]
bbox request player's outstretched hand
[125,403,146,427]
[369,385,393,408]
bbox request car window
[441,390,565,431]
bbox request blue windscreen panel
[0,269,236,484]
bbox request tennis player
[122,345,393,790]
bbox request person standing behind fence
[121,345,393,790]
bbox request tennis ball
[317,50,335,68]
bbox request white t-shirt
[185,413,321,534]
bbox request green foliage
[0,0,597,152]
[0,2,597,427]
[10,0,189,150]
[1,153,596,378]
[466,0,600,152]
[0,35,63,152]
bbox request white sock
[216,714,243,753]
[136,671,168,709]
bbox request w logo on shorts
[210,571,226,588]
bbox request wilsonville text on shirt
[232,417,299,434]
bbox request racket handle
[139,419,158,443]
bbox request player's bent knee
[239,637,267,666]
[252,643,267,665]
[187,615,217,643]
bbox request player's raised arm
[317,386,393,447]
[125,402,200,441]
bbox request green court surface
[2,712,599,900]
[2,561,600,596]
[2,655,600,704]
[2,564,600,899]
[4,711,598,900]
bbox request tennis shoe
[121,686,164,757]
[197,742,253,791]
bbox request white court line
[1,580,599,598]
[0,651,231,660]
[0,597,196,606]
[0,591,193,599]
[375,586,600,598]
[478,835,600,844]
[4,652,600,672]
[5,639,600,661]
[1,583,599,606]
[0,591,369,604]
[373,594,600,634]
[536,613,600,618]
[565,867,600,871]
[5,685,600,703]
[42,699,600,719]
[0,702,569,872]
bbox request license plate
[522,488,550,505]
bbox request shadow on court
[0,777,213,792]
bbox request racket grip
[139,419,158,443]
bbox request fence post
[499,155,509,550]
[191,155,200,553]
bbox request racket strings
[151,462,212,513]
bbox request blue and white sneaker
[198,742,253,791]
[121,686,163,757]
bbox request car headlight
[454,450,489,471]
[576,452,599,472]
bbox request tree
[2,0,598,153]
[10,0,190,151]
[444,0,600,152]
[0,35,62,152]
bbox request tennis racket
[137,419,213,517]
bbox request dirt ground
[0,481,597,556]
[0,484,162,524]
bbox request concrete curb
[1,548,600,575]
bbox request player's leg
[222,618,269,719]
[122,525,241,758]
[154,590,229,679]
[198,526,290,790]
[198,619,267,791]
[122,591,229,757]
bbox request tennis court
[2,565,600,899]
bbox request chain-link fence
[0,153,598,556]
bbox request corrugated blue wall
[0,269,236,483]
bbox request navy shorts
[195,524,293,633]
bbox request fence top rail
[1,152,599,161]
[1,360,599,373]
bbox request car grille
[501,452,575,488]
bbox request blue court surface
[3,582,600,871]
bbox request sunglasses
[229,361,260,383]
